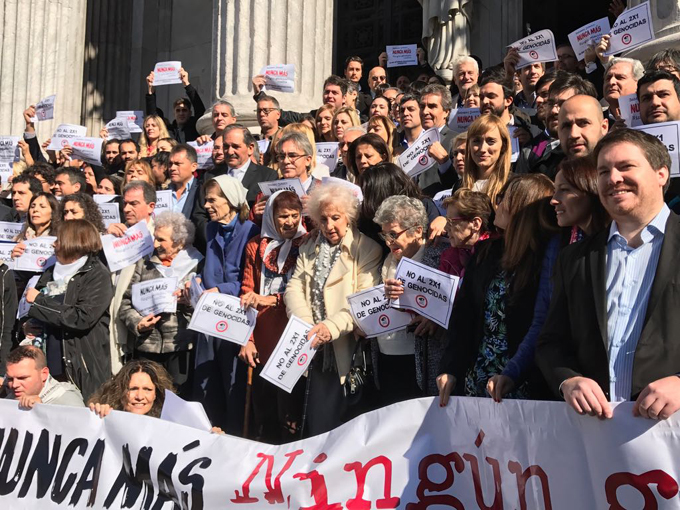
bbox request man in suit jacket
[167,144,200,220]
[536,128,680,421]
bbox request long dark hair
[347,134,391,179]
[360,162,423,222]
[555,157,609,235]
[20,192,60,239]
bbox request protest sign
[101,221,154,272]
[116,110,144,133]
[507,126,521,163]
[257,139,270,155]
[348,284,412,338]
[188,292,257,346]
[97,202,121,228]
[619,93,643,127]
[70,137,103,166]
[605,1,655,56]
[567,17,611,61]
[449,107,481,131]
[509,29,558,69]
[1,397,678,509]
[0,136,20,182]
[152,61,182,86]
[154,189,173,214]
[433,189,453,215]
[0,221,23,242]
[47,124,87,151]
[397,128,440,177]
[260,64,295,93]
[258,178,306,198]
[0,243,15,270]
[105,117,131,140]
[16,275,40,319]
[316,141,339,170]
[386,44,418,67]
[15,236,56,272]
[131,277,178,316]
[187,140,214,169]
[260,315,315,392]
[322,176,364,201]
[92,194,118,204]
[188,275,204,308]
[634,121,680,176]
[160,390,212,431]
[392,257,459,328]
[31,94,56,122]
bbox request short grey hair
[277,131,314,157]
[606,57,645,80]
[453,56,479,76]
[373,196,428,236]
[346,81,359,94]
[223,124,256,147]
[307,183,359,228]
[420,84,453,112]
[154,211,195,247]
[212,99,237,117]
[123,180,156,204]
[344,126,366,139]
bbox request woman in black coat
[24,219,114,400]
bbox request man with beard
[102,139,124,175]
[603,58,644,122]
[557,95,609,160]
[504,47,545,109]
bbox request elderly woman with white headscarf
[194,175,260,433]
[237,190,308,443]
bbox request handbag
[342,339,374,407]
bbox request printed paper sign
[605,1,655,56]
[260,64,295,93]
[348,285,412,338]
[258,178,306,198]
[160,390,212,431]
[15,236,56,272]
[93,194,118,204]
[634,121,680,176]
[70,137,103,166]
[31,94,56,122]
[105,117,131,140]
[98,202,121,228]
[260,315,316,393]
[0,136,20,181]
[509,29,558,70]
[188,292,257,346]
[321,177,364,202]
[0,221,23,242]
[132,277,178,317]
[0,243,16,270]
[392,257,459,328]
[568,17,611,61]
[17,275,40,319]
[316,142,339,170]
[257,139,270,155]
[47,124,87,151]
[507,126,521,163]
[433,189,453,216]
[116,110,144,133]
[101,221,154,272]
[619,93,643,127]
[189,275,204,308]
[153,61,182,86]
[398,128,440,178]
[450,107,481,131]
[154,189,173,214]
[386,44,418,67]
[188,140,214,169]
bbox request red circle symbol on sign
[529,50,539,59]
[297,354,308,366]
[37,257,46,267]
[61,139,69,148]
[418,155,429,166]
[216,321,228,333]
[622,34,632,45]
[378,314,391,328]
[416,295,428,308]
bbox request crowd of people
[2,25,680,444]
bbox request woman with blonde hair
[462,115,512,206]
[331,106,360,142]
[139,114,171,157]
[367,115,397,159]
[314,104,336,142]
[124,159,155,186]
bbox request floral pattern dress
[464,270,529,399]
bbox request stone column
[207,0,334,131]
[625,0,680,62]
[0,0,87,139]
[470,0,523,69]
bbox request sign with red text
[397,127,440,178]
[260,64,295,93]
[188,140,214,169]
[509,29,558,69]
[116,110,144,133]
[568,17,611,61]
[152,61,182,86]
[101,221,154,272]
[70,137,104,165]
[15,236,56,272]
[386,44,418,67]
[188,292,257,346]
[348,284,412,338]
[450,107,481,131]
[47,124,87,151]
[131,277,178,317]
[605,1,655,56]
[260,315,315,392]
[105,116,131,140]
[634,121,680,177]
[619,93,643,127]
[30,94,56,122]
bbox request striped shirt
[605,204,669,401]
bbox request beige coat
[284,227,382,382]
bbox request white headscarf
[211,175,248,209]
[261,190,307,274]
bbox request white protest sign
[0,136,20,182]
[257,139,270,155]
[0,221,23,242]
[397,128,440,178]
[152,61,182,86]
[605,1,655,56]
[93,194,118,204]
[507,126,521,163]
[188,140,214,169]
[188,275,204,308]
[260,64,296,93]
[160,390,212,431]
[316,142,339,170]
[568,17,611,61]
[509,29,558,70]
[188,292,257,346]
[348,284,412,338]
[258,178,306,198]
[386,44,418,67]
[433,189,453,216]
[101,221,154,272]
[450,107,481,131]
[132,277,178,317]
[105,117,131,140]
[15,236,56,272]
[116,110,144,133]
[260,315,316,393]
[321,176,364,202]
[634,121,680,176]
[97,202,121,228]
[0,243,15,270]
[70,137,103,165]
[154,189,173,214]
[619,93,643,127]
[392,257,459,328]
[17,275,40,319]
[47,124,87,151]
[31,94,56,122]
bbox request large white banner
[0,398,678,509]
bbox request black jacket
[28,254,114,400]
[146,84,206,143]
[0,203,19,223]
[0,264,17,376]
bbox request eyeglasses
[275,153,307,163]
[446,216,469,226]
[256,108,278,115]
[378,227,412,244]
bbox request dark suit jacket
[0,203,19,223]
[178,179,199,219]
[535,212,680,400]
